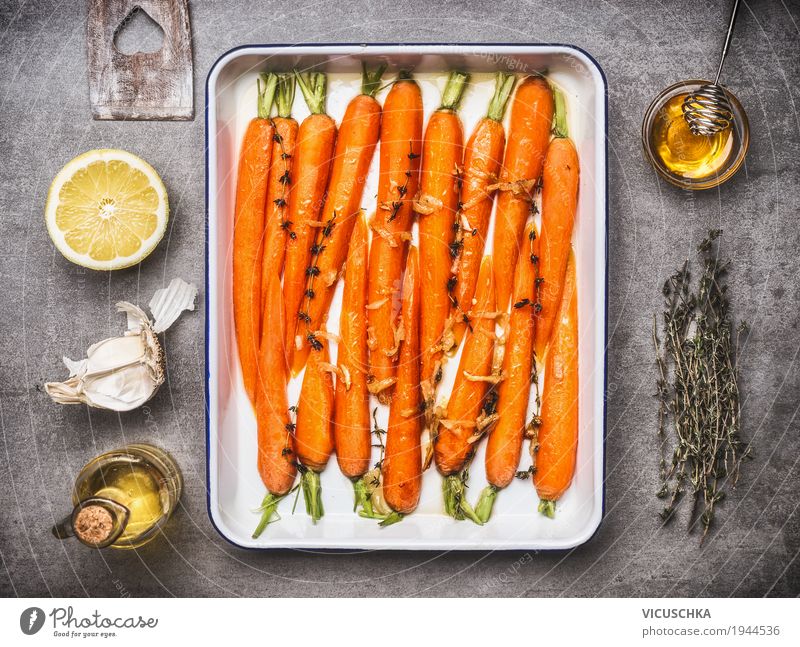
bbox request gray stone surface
[1,0,798,597]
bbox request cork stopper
[52,497,130,549]
[73,505,115,545]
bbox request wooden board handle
[87,0,193,120]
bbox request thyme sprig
[654,230,750,542]
[386,142,419,223]
[297,212,338,350]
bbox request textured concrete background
[1,0,798,597]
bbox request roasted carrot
[382,247,422,516]
[435,257,497,476]
[282,72,336,369]
[449,73,515,346]
[233,73,277,405]
[534,251,578,518]
[294,330,335,523]
[535,89,579,359]
[476,223,538,522]
[260,74,298,308]
[252,273,297,537]
[291,65,384,373]
[436,257,498,524]
[333,214,371,481]
[366,72,423,402]
[416,71,469,392]
[492,75,554,310]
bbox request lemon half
[45,149,169,270]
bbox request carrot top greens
[486,72,516,122]
[256,72,278,119]
[440,70,470,112]
[294,71,328,115]
[361,62,386,97]
[274,73,296,119]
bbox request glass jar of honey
[642,80,749,190]
[53,444,182,549]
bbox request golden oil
[650,93,733,179]
[72,444,182,549]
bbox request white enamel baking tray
[206,44,607,550]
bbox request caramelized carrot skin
[295,340,335,472]
[282,114,337,367]
[492,77,554,310]
[383,247,422,514]
[535,252,578,501]
[334,216,371,478]
[485,224,538,489]
[419,109,464,385]
[535,137,579,359]
[261,117,299,303]
[451,118,505,343]
[293,94,382,373]
[256,275,296,495]
[435,257,496,476]
[367,79,423,394]
[233,117,274,404]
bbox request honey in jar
[650,93,734,180]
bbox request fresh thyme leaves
[297,212,338,349]
[386,142,418,223]
[654,230,750,542]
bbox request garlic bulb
[44,278,196,412]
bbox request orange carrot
[252,273,297,537]
[233,73,277,405]
[282,72,336,369]
[535,90,579,359]
[294,330,335,522]
[417,71,469,392]
[476,222,538,522]
[492,75,554,310]
[437,257,498,524]
[534,251,578,518]
[260,74,298,308]
[435,257,497,476]
[291,65,384,374]
[333,214,371,480]
[449,73,515,346]
[366,72,423,402]
[382,247,422,516]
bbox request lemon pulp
[46,150,168,270]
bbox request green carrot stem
[486,72,516,123]
[442,474,483,525]
[551,85,569,138]
[352,477,370,513]
[474,484,499,524]
[538,499,557,518]
[397,69,414,81]
[257,72,279,120]
[361,62,386,98]
[379,511,404,527]
[252,490,287,538]
[440,71,470,112]
[274,73,296,119]
[294,71,328,115]
[301,470,324,523]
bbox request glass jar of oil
[55,444,182,549]
[642,80,749,190]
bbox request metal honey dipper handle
[682,0,741,136]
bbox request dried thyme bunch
[654,230,750,541]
